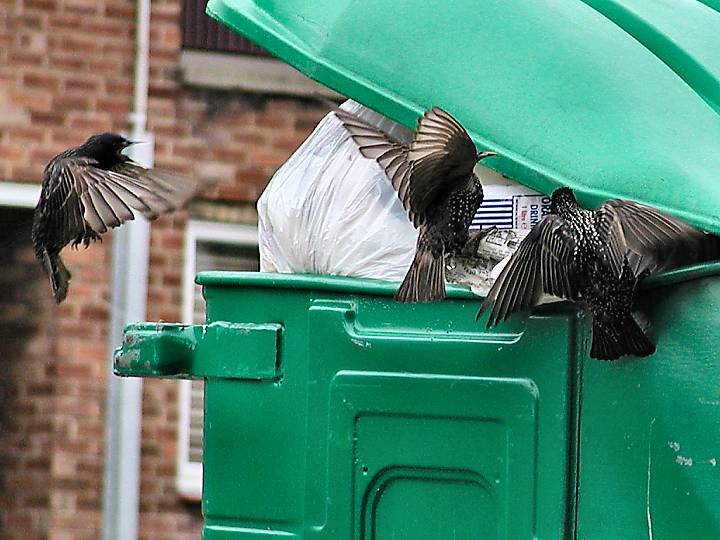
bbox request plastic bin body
[116,267,720,539]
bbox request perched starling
[32,133,196,303]
[335,106,496,302]
[479,187,719,360]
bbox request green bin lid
[207,0,720,234]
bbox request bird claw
[461,226,497,257]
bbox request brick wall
[0,0,330,538]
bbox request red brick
[16,14,45,30]
[213,146,247,162]
[173,141,206,160]
[24,0,57,10]
[60,35,97,52]
[95,97,129,115]
[52,94,92,112]
[231,132,265,145]
[256,113,292,129]
[246,147,288,168]
[8,88,51,111]
[150,3,181,23]
[218,184,259,202]
[68,114,112,132]
[48,14,84,32]
[235,165,272,184]
[63,75,101,93]
[8,126,46,141]
[105,3,135,19]
[30,110,66,126]
[6,50,45,65]
[49,54,86,71]
[0,144,27,161]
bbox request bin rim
[196,261,720,296]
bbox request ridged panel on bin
[328,371,538,539]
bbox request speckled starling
[32,133,196,303]
[479,187,719,360]
[335,106,497,303]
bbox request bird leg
[461,226,497,257]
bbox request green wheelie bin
[115,1,720,538]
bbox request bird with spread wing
[335,106,497,303]
[478,187,719,360]
[32,133,197,303]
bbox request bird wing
[595,199,712,275]
[56,156,195,238]
[38,160,91,249]
[110,161,197,216]
[334,108,421,226]
[479,215,578,328]
[405,107,479,216]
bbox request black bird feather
[335,106,496,303]
[32,133,196,303]
[478,187,719,360]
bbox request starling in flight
[32,133,196,303]
[479,187,719,360]
[335,106,497,303]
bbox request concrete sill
[179,49,341,98]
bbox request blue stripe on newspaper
[470,195,551,230]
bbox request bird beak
[476,151,497,161]
[125,140,142,147]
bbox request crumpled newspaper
[446,229,530,297]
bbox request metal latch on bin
[113,321,282,380]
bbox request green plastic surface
[578,275,720,539]
[117,273,582,539]
[114,269,720,539]
[207,0,720,234]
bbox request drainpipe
[102,0,152,538]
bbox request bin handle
[114,323,198,378]
[114,321,283,380]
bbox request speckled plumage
[480,187,719,360]
[32,133,196,303]
[335,106,496,302]
[550,190,654,359]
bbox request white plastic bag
[257,100,545,293]
[258,100,418,281]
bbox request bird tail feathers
[42,251,71,303]
[590,315,655,360]
[395,245,445,303]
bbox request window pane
[188,239,259,466]
[181,0,273,56]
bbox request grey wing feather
[111,162,197,215]
[405,107,478,215]
[60,156,196,239]
[596,199,712,275]
[334,108,422,226]
[479,215,577,328]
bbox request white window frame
[177,219,259,500]
[0,182,40,208]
